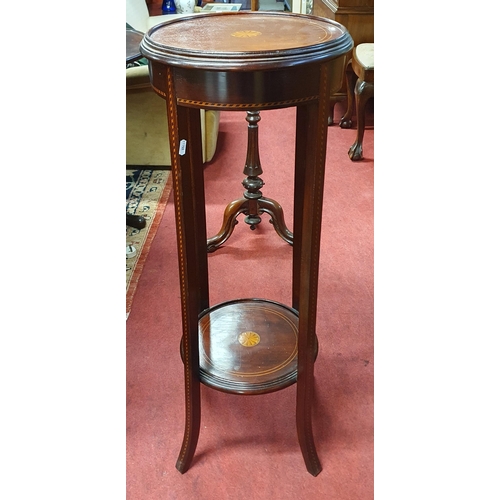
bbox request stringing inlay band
[199,300,298,378]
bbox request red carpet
[127,104,373,499]
[127,172,173,318]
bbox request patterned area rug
[126,169,172,318]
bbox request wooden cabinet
[313,0,373,120]
[313,0,373,46]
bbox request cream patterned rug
[126,169,172,318]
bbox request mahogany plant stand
[140,11,353,476]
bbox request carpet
[127,106,374,498]
[126,169,172,318]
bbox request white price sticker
[179,139,187,156]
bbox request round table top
[126,29,144,64]
[141,12,352,71]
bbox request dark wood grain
[126,29,144,64]
[206,110,294,252]
[139,12,353,476]
[185,299,319,394]
[312,0,373,123]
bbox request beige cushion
[125,0,220,166]
[126,65,220,166]
[126,0,150,33]
[355,43,374,71]
[126,0,206,33]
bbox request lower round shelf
[182,298,318,395]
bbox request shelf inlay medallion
[238,331,261,347]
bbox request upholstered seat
[127,0,183,33]
[126,0,220,166]
[126,65,220,166]
[339,43,374,161]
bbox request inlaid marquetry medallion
[231,30,262,38]
[238,331,261,347]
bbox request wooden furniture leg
[294,102,321,476]
[339,60,356,129]
[292,63,332,477]
[165,86,210,473]
[327,94,345,126]
[348,78,374,161]
[207,110,293,252]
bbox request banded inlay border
[152,85,319,109]
[176,96,319,109]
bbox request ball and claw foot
[348,141,363,161]
[339,117,353,129]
